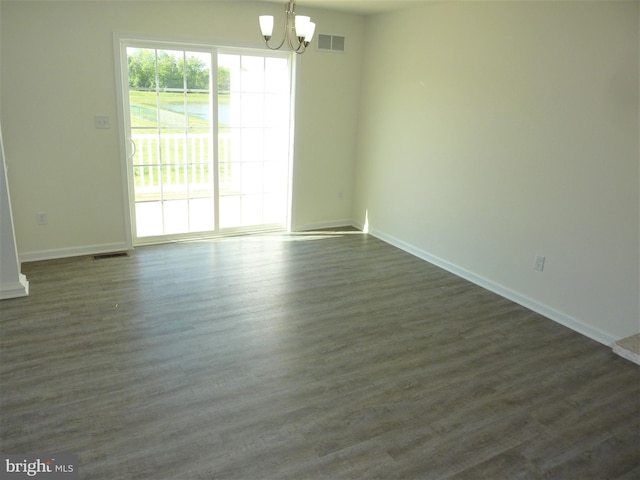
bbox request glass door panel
[123,43,290,243]
[217,53,291,231]
[126,47,215,240]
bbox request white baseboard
[0,273,29,299]
[367,227,617,348]
[19,242,132,263]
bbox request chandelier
[259,0,316,54]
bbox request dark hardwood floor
[1,230,638,479]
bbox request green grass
[129,90,228,129]
[129,90,216,107]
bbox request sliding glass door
[120,41,292,244]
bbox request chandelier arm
[286,33,304,52]
[264,34,287,51]
[290,38,306,54]
[285,9,305,52]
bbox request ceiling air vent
[317,34,346,52]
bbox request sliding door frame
[113,34,295,246]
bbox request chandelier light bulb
[259,15,274,39]
[295,15,311,39]
[304,22,316,43]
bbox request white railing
[132,132,230,198]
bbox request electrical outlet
[36,212,48,225]
[94,115,110,129]
[535,255,545,271]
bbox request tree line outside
[128,49,229,93]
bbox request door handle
[128,138,137,159]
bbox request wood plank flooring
[1,230,638,479]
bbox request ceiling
[2,0,436,16]
[256,0,436,16]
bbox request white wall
[0,1,364,260]
[354,1,639,343]
[291,9,364,230]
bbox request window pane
[263,161,286,193]
[158,92,186,128]
[263,193,286,224]
[186,92,211,128]
[219,54,241,92]
[185,51,210,92]
[130,101,159,128]
[265,57,289,93]
[128,47,159,128]
[186,129,211,164]
[240,93,264,128]
[264,94,288,127]
[189,163,213,198]
[131,133,160,166]
[241,129,264,162]
[189,198,215,232]
[136,202,163,237]
[241,194,263,226]
[157,50,184,90]
[240,56,265,92]
[163,200,189,234]
[241,162,264,194]
[226,128,242,163]
[227,92,241,127]
[134,166,161,202]
[162,166,188,199]
[219,160,240,195]
[158,132,188,164]
[219,195,240,229]
[264,128,288,161]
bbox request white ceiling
[276,0,435,15]
[3,0,436,16]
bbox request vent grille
[317,34,346,52]
[93,252,129,260]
